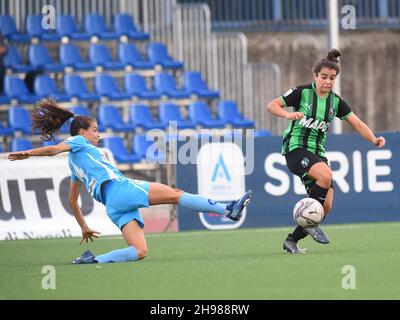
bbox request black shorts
[285,148,332,192]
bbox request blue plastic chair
[102,136,140,164]
[85,14,119,40]
[34,75,71,102]
[60,44,95,71]
[159,102,196,129]
[129,104,165,130]
[254,129,272,138]
[217,101,255,128]
[4,45,35,73]
[0,121,14,136]
[184,71,220,99]
[188,102,226,129]
[98,105,135,132]
[147,43,184,70]
[124,74,161,100]
[133,134,166,163]
[42,138,61,147]
[56,15,90,40]
[4,76,38,103]
[0,15,29,42]
[8,107,33,134]
[154,72,191,99]
[26,15,60,41]
[64,75,100,102]
[29,44,64,72]
[95,74,131,101]
[11,138,33,152]
[114,14,150,40]
[118,43,155,70]
[89,43,124,70]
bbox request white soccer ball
[293,198,324,228]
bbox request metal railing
[177,0,400,30]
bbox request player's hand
[8,151,30,161]
[286,112,304,120]
[80,226,101,244]
[373,136,385,148]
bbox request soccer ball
[293,198,324,227]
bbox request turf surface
[1,222,399,299]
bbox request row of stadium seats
[1,71,219,104]
[5,42,183,74]
[0,101,255,137]
[1,14,149,43]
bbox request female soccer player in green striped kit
[266,49,386,254]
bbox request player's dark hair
[313,48,341,75]
[32,97,96,141]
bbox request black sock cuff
[309,184,329,206]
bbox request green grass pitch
[1,222,400,300]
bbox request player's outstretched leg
[302,226,330,244]
[72,250,97,264]
[225,190,253,221]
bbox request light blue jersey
[64,135,124,202]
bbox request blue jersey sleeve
[64,135,88,153]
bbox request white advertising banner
[0,154,120,240]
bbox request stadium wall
[176,131,400,231]
[246,30,400,134]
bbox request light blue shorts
[102,178,150,230]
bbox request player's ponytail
[313,48,341,75]
[32,97,94,141]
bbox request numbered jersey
[280,83,353,157]
[64,135,124,202]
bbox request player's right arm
[266,87,304,120]
[7,142,71,161]
[68,180,100,244]
[266,97,304,120]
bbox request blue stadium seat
[60,44,95,71]
[133,134,166,163]
[8,107,33,134]
[124,74,161,100]
[0,15,29,42]
[154,72,191,99]
[29,44,64,72]
[95,74,131,101]
[114,14,150,40]
[188,101,226,129]
[0,143,4,153]
[118,43,155,70]
[89,43,124,71]
[98,105,135,132]
[102,136,140,164]
[11,138,33,152]
[254,129,272,138]
[4,45,35,73]
[56,15,90,41]
[4,76,38,103]
[129,104,165,130]
[42,138,61,147]
[34,75,71,102]
[85,14,119,40]
[217,101,255,128]
[184,71,220,99]
[159,102,196,129]
[26,15,60,41]
[147,43,184,70]
[0,95,11,104]
[64,75,100,102]
[0,121,13,136]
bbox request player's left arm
[345,113,386,148]
[8,142,71,161]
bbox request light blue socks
[178,192,227,215]
[95,245,139,263]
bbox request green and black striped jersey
[280,83,353,157]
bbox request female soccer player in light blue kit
[8,98,252,264]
